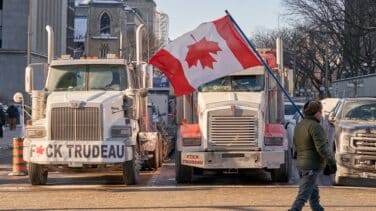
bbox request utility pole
[276,37,284,88]
[27,0,32,65]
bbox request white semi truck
[20,26,163,185]
[175,53,291,183]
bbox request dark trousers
[290,169,324,211]
[0,125,3,138]
[9,118,16,130]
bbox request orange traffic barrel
[8,137,27,176]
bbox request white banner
[25,141,129,163]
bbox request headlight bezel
[339,133,353,153]
[111,126,132,138]
[182,138,201,146]
[25,127,46,138]
[264,137,284,146]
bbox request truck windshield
[198,75,264,92]
[47,65,127,91]
[343,102,376,121]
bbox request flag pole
[225,10,304,118]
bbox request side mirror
[137,63,154,89]
[328,111,336,124]
[25,63,48,93]
[284,122,290,130]
[123,88,139,120]
[25,66,33,93]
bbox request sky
[154,0,288,40]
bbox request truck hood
[47,91,122,106]
[337,120,376,132]
[198,92,264,110]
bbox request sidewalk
[0,126,22,150]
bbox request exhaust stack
[46,25,55,65]
[136,24,144,65]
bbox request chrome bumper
[181,151,284,169]
[336,153,376,178]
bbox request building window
[100,43,110,58]
[0,0,3,10]
[100,13,110,34]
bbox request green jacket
[294,116,336,170]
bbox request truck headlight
[264,137,283,146]
[25,127,46,138]
[111,126,132,137]
[339,134,352,152]
[182,138,201,146]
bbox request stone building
[155,11,169,48]
[83,0,156,62]
[84,0,144,60]
[0,0,72,102]
[125,0,155,32]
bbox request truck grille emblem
[69,100,83,109]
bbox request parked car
[285,111,303,158]
[329,98,376,185]
[285,98,339,160]
[0,103,8,113]
[284,101,304,123]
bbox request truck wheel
[175,151,193,183]
[28,163,48,185]
[123,147,141,185]
[271,150,291,183]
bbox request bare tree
[283,0,376,78]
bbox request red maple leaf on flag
[185,36,222,69]
[36,146,44,155]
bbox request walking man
[6,105,19,131]
[289,101,337,211]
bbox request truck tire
[123,147,141,185]
[175,151,193,183]
[28,163,48,185]
[271,150,291,183]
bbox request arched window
[100,13,110,34]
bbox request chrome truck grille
[208,112,258,150]
[351,136,376,154]
[50,107,101,141]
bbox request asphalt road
[1,152,376,210]
[1,128,376,210]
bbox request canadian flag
[149,15,262,96]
